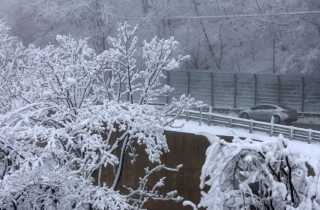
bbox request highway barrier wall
[107,71,320,113]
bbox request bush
[199,134,320,210]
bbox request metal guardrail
[181,110,320,144]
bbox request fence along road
[182,110,320,144]
[107,70,320,112]
[166,70,320,113]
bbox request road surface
[292,123,320,131]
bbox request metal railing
[181,109,320,143]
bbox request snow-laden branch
[199,134,320,209]
[0,21,203,209]
[124,164,183,208]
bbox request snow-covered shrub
[0,22,203,209]
[199,135,320,210]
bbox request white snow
[166,119,320,174]
[56,35,63,42]
[182,200,198,210]
[66,77,77,85]
[42,90,53,97]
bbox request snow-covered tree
[199,134,320,209]
[0,0,114,52]
[2,0,319,74]
[0,22,203,209]
[0,21,26,113]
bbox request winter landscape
[0,1,320,209]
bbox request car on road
[239,104,298,125]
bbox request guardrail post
[269,125,273,137]
[186,111,189,122]
[199,108,202,126]
[249,120,253,133]
[207,106,212,125]
[229,118,233,128]
[308,129,312,144]
[289,126,293,140]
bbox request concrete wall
[99,130,211,210]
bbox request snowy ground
[166,119,320,174]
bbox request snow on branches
[0,21,24,113]
[0,21,203,209]
[199,134,320,210]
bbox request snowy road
[292,123,320,131]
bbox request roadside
[167,119,320,175]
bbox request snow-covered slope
[166,119,320,174]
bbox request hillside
[0,0,319,74]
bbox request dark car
[239,104,298,125]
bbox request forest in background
[0,0,319,74]
[1,3,320,209]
